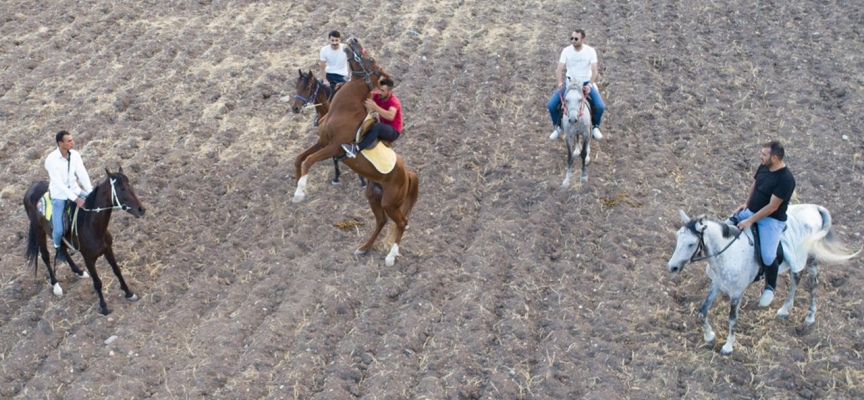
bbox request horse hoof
[720,344,733,355]
[561,180,570,188]
[292,193,305,203]
[776,311,789,319]
[354,249,367,256]
[580,175,588,183]
[331,180,340,185]
[805,315,815,325]
[126,293,139,302]
[385,256,396,267]
[79,271,90,279]
[101,308,112,316]
[52,283,63,297]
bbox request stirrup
[341,143,357,158]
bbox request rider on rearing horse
[341,77,403,158]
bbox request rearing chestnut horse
[291,69,365,187]
[23,167,146,315]
[293,38,419,267]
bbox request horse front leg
[562,135,574,188]
[293,144,341,203]
[104,247,138,301]
[721,297,741,355]
[356,183,387,256]
[580,134,590,182]
[699,284,719,346]
[37,233,63,296]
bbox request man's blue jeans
[734,208,786,265]
[52,193,86,248]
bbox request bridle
[80,178,132,213]
[293,75,323,108]
[687,220,746,262]
[346,40,382,91]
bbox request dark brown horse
[291,69,365,187]
[293,38,419,267]
[23,167,146,315]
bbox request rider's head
[760,141,785,166]
[571,29,586,47]
[378,77,394,100]
[55,130,74,151]
[328,30,342,47]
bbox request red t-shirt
[373,92,403,133]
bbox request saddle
[750,224,786,282]
[38,192,74,238]
[355,112,380,143]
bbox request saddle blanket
[37,192,53,221]
[361,141,396,174]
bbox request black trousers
[359,123,400,150]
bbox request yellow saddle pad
[39,192,53,220]
[361,141,396,174]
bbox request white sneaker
[758,288,775,307]
[592,126,603,139]
[549,127,561,140]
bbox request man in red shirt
[342,77,402,158]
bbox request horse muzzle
[667,260,685,273]
[126,205,146,218]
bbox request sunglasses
[571,37,581,41]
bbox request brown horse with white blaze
[292,38,419,267]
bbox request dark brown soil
[1,0,863,398]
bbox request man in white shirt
[44,130,93,251]
[319,30,350,89]
[547,29,607,141]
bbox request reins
[293,76,323,108]
[347,42,382,91]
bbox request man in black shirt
[731,141,796,307]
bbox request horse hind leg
[580,135,590,182]
[777,267,802,319]
[805,259,818,324]
[382,200,409,267]
[356,183,387,256]
[66,257,90,279]
[331,158,341,185]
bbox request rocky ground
[1,0,863,398]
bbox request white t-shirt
[559,44,597,85]
[319,44,349,77]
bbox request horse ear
[118,165,124,174]
[298,69,303,77]
[695,219,707,233]
[105,167,111,177]
[679,209,690,224]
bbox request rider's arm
[73,152,93,194]
[555,62,565,87]
[743,195,783,224]
[377,106,397,122]
[45,155,81,200]
[589,62,599,85]
[318,60,328,83]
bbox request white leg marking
[721,341,734,355]
[53,283,63,297]
[293,176,308,203]
[80,270,90,279]
[385,243,399,267]
[703,329,715,344]
[354,248,367,256]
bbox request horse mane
[686,216,741,239]
[83,178,104,209]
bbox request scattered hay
[600,192,643,208]
[333,219,363,231]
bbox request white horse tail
[802,206,861,264]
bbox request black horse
[23,167,146,315]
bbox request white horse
[667,204,859,355]
[560,79,592,187]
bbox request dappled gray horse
[560,78,592,187]
[666,204,859,355]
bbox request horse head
[104,167,146,218]
[667,210,705,273]
[292,69,320,114]
[344,37,387,90]
[563,80,589,126]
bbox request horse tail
[802,206,861,264]
[401,168,419,219]
[25,218,41,277]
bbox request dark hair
[379,77,394,87]
[573,29,586,39]
[328,30,341,39]
[763,140,785,160]
[55,130,70,144]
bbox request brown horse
[291,69,365,187]
[23,167,146,315]
[293,37,419,267]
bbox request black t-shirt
[748,165,795,221]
